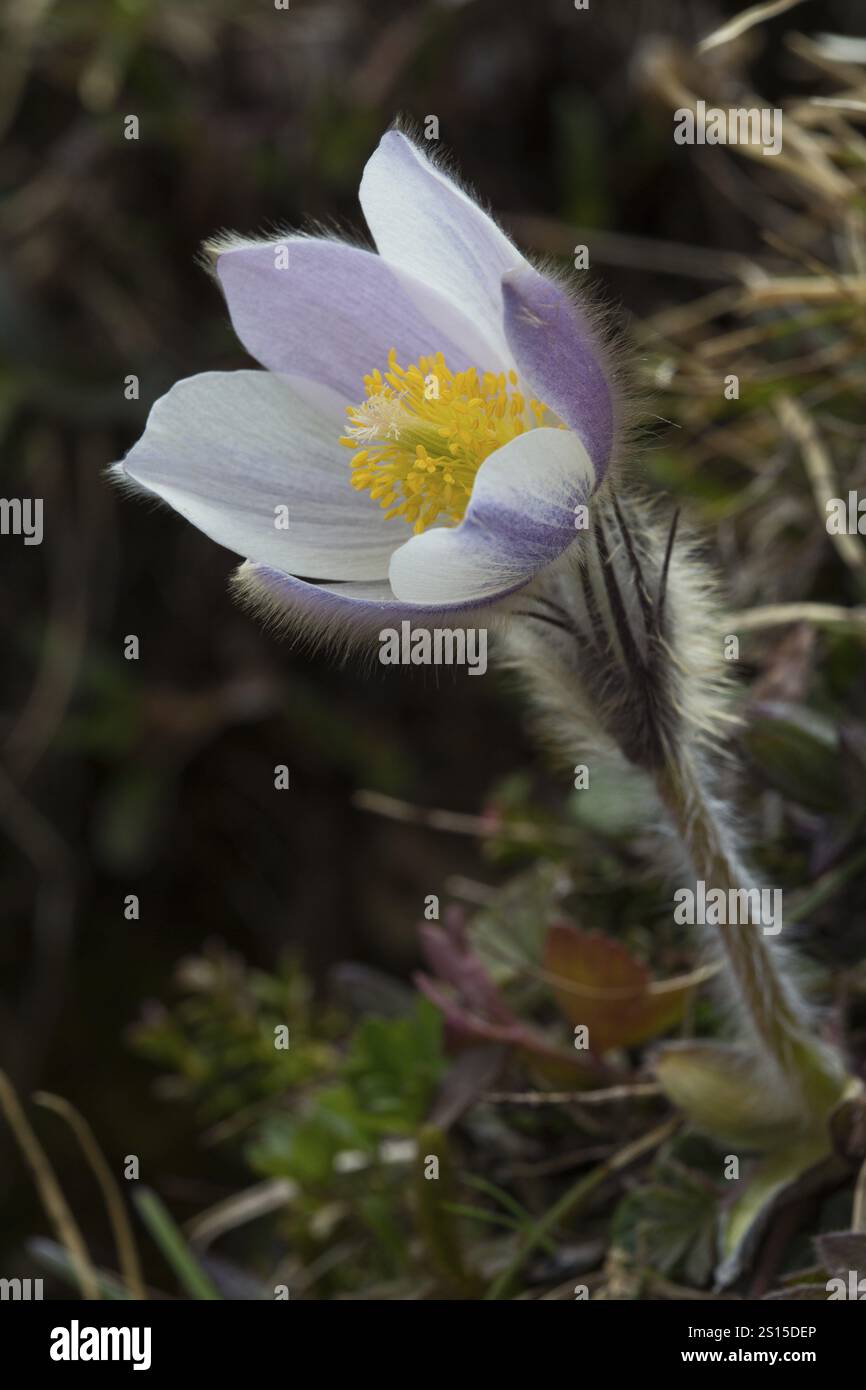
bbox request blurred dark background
[1,0,863,1277]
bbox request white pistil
[345,392,409,444]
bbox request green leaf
[412,1125,482,1298]
[469,861,569,993]
[743,701,844,811]
[344,999,446,1130]
[717,1138,839,1287]
[132,1189,221,1300]
[566,760,658,838]
[653,1042,806,1149]
[613,1177,718,1287]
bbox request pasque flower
[112,125,857,1282]
[113,129,618,644]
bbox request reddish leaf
[544,921,690,1052]
[416,910,608,1087]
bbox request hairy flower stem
[504,495,850,1132]
[656,753,847,1122]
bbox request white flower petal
[115,371,403,581]
[235,562,509,653]
[387,427,594,603]
[216,236,487,398]
[359,131,524,369]
[502,266,616,479]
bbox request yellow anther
[341,349,561,532]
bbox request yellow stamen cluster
[340,349,552,534]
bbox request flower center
[340,349,554,534]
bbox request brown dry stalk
[0,1070,100,1300]
[34,1092,147,1299]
